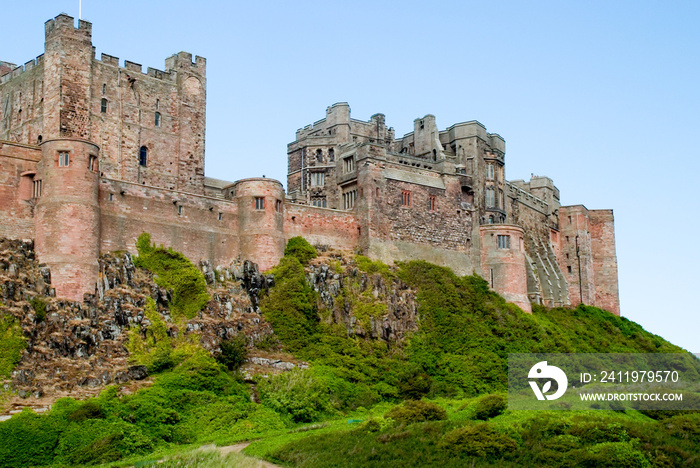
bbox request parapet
[164,51,206,76]
[0,56,44,85]
[45,13,92,41]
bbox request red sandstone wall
[0,60,45,145]
[479,224,531,312]
[557,206,597,308]
[284,204,360,252]
[99,178,240,268]
[590,210,620,315]
[0,142,40,239]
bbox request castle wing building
[0,14,619,315]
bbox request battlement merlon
[164,52,206,77]
[45,13,92,41]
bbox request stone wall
[590,209,620,315]
[284,203,361,251]
[0,142,39,240]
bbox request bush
[385,400,447,425]
[29,297,47,322]
[0,312,26,379]
[134,232,210,319]
[68,401,105,422]
[215,335,248,371]
[258,368,331,423]
[397,367,432,400]
[284,237,317,265]
[473,394,507,420]
[440,423,518,458]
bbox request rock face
[0,238,273,403]
[0,239,419,408]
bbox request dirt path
[200,442,284,467]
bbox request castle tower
[235,178,285,271]
[34,14,101,300]
[479,224,531,312]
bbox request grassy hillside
[0,237,697,467]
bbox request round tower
[35,138,101,300]
[479,224,530,313]
[234,178,285,271]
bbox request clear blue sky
[4,1,699,352]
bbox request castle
[0,14,619,314]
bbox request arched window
[155,112,161,127]
[328,148,334,161]
[139,146,148,167]
[101,98,107,113]
[316,149,322,162]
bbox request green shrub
[284,236,317,265]
[385,400,447,425]
[473,394,507,420]
[440,423,518,458]
[68,401,105,422]
[0,410,66,468]
[29,296,47,322]
[397,366,432,400]
[134,232,210,319]
[215,335,248,371]
[258,368,331,423]
[0,312,26,379]
[354,255,394,278]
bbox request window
[485,187,495,207]
[566,236,569,243]
[486,164,495,180]
[32,179,42,198]
[139,146,148,167]
[156,99,159,110]
[58,151,70,167]
[218,212,223,220]
[275,200,283,212]
[88,155,97,172]
[155,112,161,127]
[567,265,572,274]
[102,83,106,95]
[343,156,355,173]
[497,235,510,249]
[316,149,323,161]
[328,148,334,161]
[312,198,327,208]
[428,195,436,211]
[342,190,357,209]
[109,193,114,202]
[401,190,411,207]
[255,197,265,210]
[178,205,183,215]
[100,98,107,113]
[310,172,325,187]
[568,216,572,224]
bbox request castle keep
[0,14,620,314]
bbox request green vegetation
[284,236,318,265]
[384,400,447,425]
[0,306,26,379]
[215,335,248,372]
[134,232,210,319]
[125,298,200,372]
[29,296,47,323]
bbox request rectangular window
[428,195,436,211]
[218,212,223,221]
[486,164,495,180]
[178,205,183,215]
[255,197,265,210]
[485,188,495,208]
[310,172,325,187]
[342,190,357,210]
[32,179,42,198]
[567,265,572,274]
[88,155,97,172]
[343,156,355,174]
[497,235,510,249]
[275,200,283,212]
[109,193,114,202]
[401,190,411,207]
[568,216,572,224]
[58,151,70,167]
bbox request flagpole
[79,0,82,20]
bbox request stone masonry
[0,14,620,315]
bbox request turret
[480,224,530,312]
[235,178,285,271]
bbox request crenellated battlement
[44,13,92,41]
[94,51,206,84]
[0,56,44,85]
